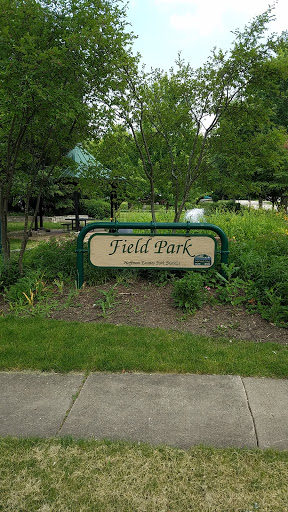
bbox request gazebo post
[39,197,43,229]
[110,181,118,220]
[33,196,44,231]
[74,189,80,231]
[34,215,38,231]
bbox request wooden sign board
[89,234,216,269]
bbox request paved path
[1,372,288,450]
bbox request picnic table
[64,217,94,231]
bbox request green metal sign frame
[76,221,229,288]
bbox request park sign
[76,221,229,288]
[89,234,216,269]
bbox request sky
[126,0,288,71]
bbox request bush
[80,199,110,219]
[23,237,77,281]
[203,200,242,214]
[228,235,288,324]
[172,272,207,313]
[118,201,129,211]
[0,258,21,291]
[5,270,46,305]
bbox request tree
[207,99,287,201]
[86,125,146,211]
[208,33,288,206]
[114,8,280,222]
[0,0,136,269]
[261,34,288,208]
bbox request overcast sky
[126,0,288,71]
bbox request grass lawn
[0,317,287,377]
[1,437,288,511]
[7,221,64,232]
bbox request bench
[61,222,72,232]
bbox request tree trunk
[39,196,44,229]
[174,190,189,223]
[110,183,118,220]
[280,195,288,213]
[173,173,194,223]
[150,177,156,223]
[0,192,10,261]
[18,193,41,274]
[173,177,179,221]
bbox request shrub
[21,236,140,286]
[138,269,177,286]
[203,200,242,214]
[3,268,60,316]
[118,201,129,211]
[228,235,288,324]
[5,270,46,305]
[80,199,110,219]
[172,272,207,313]
[0,258,21,291]
[23,237,77,281]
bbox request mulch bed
[48,280,288,344]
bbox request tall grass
[115,207,288,324]
[205,208,288,241]
[9,239,39,250]
[115,207,288,243]
[116,208,182,223]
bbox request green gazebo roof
[60,145,111,179]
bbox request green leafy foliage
[205,208,287,241]
[209,99,287,200]
[0,258,21,290]
[228,235,288,324]
[215,263,248,307]
[172,272,208,313]
[4,270,58,316]
[2,208,288,326]
[170,210,288,325]
[80,199,110,220]
[0,0,137,264]
[203,201,243,214]
[23,237,77,281]
[93,284,119,317]
[114,7,280,222]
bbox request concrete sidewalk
[1,372,288,450]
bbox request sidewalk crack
[240,376,259,447]
[56,373,89,436]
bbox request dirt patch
[49,280,288,344]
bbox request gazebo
[61,144,124,230]
[34,145,122,232]
[59,145,109,231]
